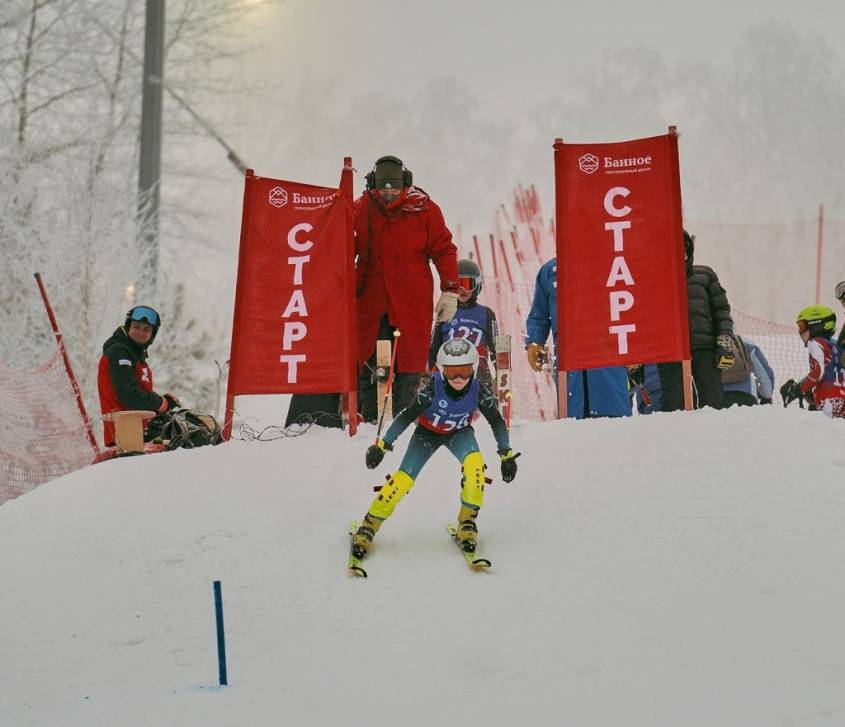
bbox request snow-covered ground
[2,406,845,726]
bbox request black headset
[365,155,413,190]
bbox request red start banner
[553,133,690,371]
[225,171,356,414]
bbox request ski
[348,521,367,577]
[446,524,492,569]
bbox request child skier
[352,338,520,557]
[428,258,499,390]
[780,305,845,417]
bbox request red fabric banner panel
[554,134,690,370]
[228,175,354,395]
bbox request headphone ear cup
[365,171,375,190]
[404,169,413,188]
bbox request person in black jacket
[658,230,736,411]
[97,305,180,446]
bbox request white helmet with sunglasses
[436,338,479,380]
[835,280,845,302]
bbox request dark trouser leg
[357,369,378,423]
[285,393,342,428]
[657,362,684,412]
[691,349,724,410]
[359,315,423,422]
[358,315,393,423]
[581,370,590,419]
[722,390,757,408]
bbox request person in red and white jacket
[354,155,460,421]
[780,305,845,418]
[97,305,180,446]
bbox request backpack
[147,409,223,450]
[720,334,753,384]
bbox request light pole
[139,0,165,293]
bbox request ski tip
[471,558,492,568]
[349,565,367,578]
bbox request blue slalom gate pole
[213,580,228,686]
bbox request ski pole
[375,329,401,444]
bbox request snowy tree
[0,0,262,419]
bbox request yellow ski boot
[351,513,382,559]
[456,504,479,553]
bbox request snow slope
[2,407,845,727]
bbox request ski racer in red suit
[780,305,845,418]
[97,305,180,446]
[354,155,460,421]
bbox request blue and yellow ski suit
[366,371,511,522]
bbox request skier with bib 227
[428,258,499,390]
[352,338,520,557]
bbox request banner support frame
[340,155,358,437]
[682,359,693,410]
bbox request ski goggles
[442,364,474,381]
[129,305,160,326]
[458,274,481,292]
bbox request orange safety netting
[0,349,97,504]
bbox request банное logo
[578,153,599,174]
[269,186,288,208]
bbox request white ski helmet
[836,280,845,301]
[436,338,479,375]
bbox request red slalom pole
[488,234,500,278]
[815,203,824,304]
[33,273,101,456]
[472,235,484,273]
[375,330,401,444]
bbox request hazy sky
[238,0,843,109]
[217,0,844,219]
[177,0,845,325]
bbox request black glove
[780,379,801,407]
[365,439,392,469]
[759,397,772,405]
[715,334,736,369]
[499,449,521,483]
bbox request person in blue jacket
[525,259,631,419]
[722,336,775,406]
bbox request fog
[177,0,845,323]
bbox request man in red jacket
[354,155,460,421]
[97,305,180,447]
